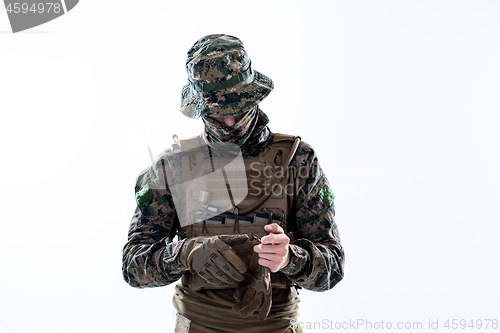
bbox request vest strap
[238,134,301,216]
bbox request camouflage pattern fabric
[180,34,274,119]
[202,105,258,147]
[202,105,271,158]
[122,132,345,292]
[122,129,344,331]
[279,141,344,291]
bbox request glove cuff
[178,237,199,267]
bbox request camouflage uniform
[122,34,345,333]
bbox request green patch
[318,183,335,207]
[136,184,153,207]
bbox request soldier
[122,34,345,333]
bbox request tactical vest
[171,133,301,291]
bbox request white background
[1,1,499,332]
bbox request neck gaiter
[201,105,271,157]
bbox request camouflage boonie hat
[180,34,274,119]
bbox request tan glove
[179,234,249,286]
[232,244,272,321]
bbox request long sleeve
[280,141,345,291]
[123,140,344,291]
[122,160,188,288]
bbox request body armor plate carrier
[173,133,301,291]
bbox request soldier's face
[208,112,246,127]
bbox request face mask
[202,106,258,147]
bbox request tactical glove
[232,245,272,321]
[179,234,249,286]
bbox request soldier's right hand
[179,235,249,286]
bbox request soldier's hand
[179,234,249,286]
[254,223,291,273]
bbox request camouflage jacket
[122,134,345,291]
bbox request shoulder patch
[318,183,335,207]
[136,184,153,207]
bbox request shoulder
[134,148,172,192]
[292,139,319,169]
[291,140,334,209]
[295,140,316,159]
[133,148,176,220]
[132,134,205,218]
[135,133,202,191]
[269,132,318,167]
[271,132,315,153]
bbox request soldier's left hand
[254,223,290,273]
